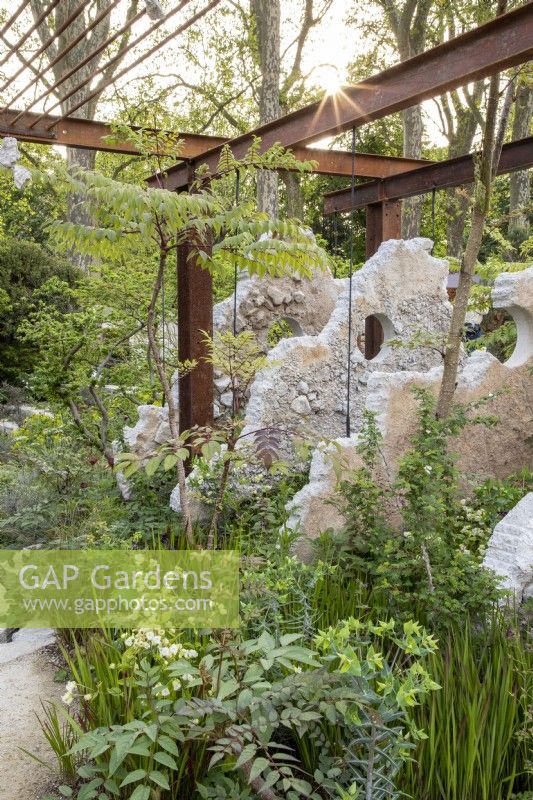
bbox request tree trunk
[251,0,281,217]
[509,81,533,244]
[282,172,305,219]
[401,105,424,238]
[437,64,513,419]
[29,1,138,268]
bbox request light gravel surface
[0,636,64,800]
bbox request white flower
[61,682,77,705]
[124,636,134,647]
[423,465,432,474]
[160,687,170,697]
[172,679,182,691]
[83,693,93,701]
[159,646,171,658]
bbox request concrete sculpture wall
[286,266,533,562]
[483,493,533,602]
[124,265,341,452]
[241,238,452,449]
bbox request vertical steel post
[365,200,401,358]
[177,234,214,434]
[365,200,402,258]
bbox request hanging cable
[345,126,356,438]
[431,186,436,254]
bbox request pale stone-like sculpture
[213,267,342,350]
[0,137,31,188]
[286,439,364,561]
[287,266,533,554]
[483,493,533,601]
[124,267,342,454]
[242,238,452,449]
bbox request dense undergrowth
[1,390,532,800]
[0,146,531,800]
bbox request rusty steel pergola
[0,0,532,434]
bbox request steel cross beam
[0,109,431,176]
[157,2,533,191]
[323,137,533,214]
[0,109,227,157]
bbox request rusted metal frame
[0,1,31,38]
[3,0,122,113]
[0,0,93,95]
[324,136,533,214]
[365,201,402,256]
[28,1,189,128]
[11,3,146,125]
[44,0,223,130]
[159,2,533,192]
[147,148,432,185]
[177,232,214,436]
[0,109,227,156]
[29,0,200,130]
[0,0,62,67]
[293,148,432,177]
[364,201,401,357]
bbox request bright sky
[0,0,447,147]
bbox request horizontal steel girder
[156,2,533,191]
[323,136,533,214]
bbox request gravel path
[0,634,64,800]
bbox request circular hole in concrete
[357,314,385,360]
[267,316,303,348]
[474,310,518,364]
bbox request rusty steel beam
[365,201,402,256]
[324,136,533,214]
[266,147,432,177]
[44,0,221,129]
[177,236,214,436]
[0,0,93,95]
[147,147,432,183]
[3,0,123,112]
[0,109,226,156]
[158,2,533,191]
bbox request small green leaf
[149,770,170,790]
[129,786,150,800]
[163,453,179,470]
[119,770,147,788]
[153,750,178,770]
[249,757,269,783]
[145,455,163,477]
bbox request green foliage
[332,392,503,626]
[401,614,533,800]
[0,239,78,384]
[50,619,438,800]
[0,146,66,243]
[0,414,181,550]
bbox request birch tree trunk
[251,0,281,218]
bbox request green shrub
[0,239,78,384]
